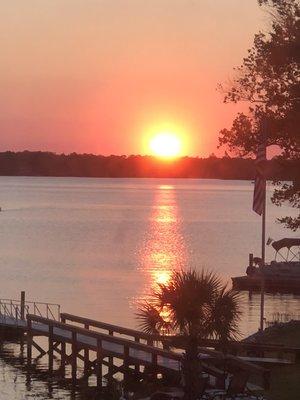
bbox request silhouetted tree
[0,151,295,180]
[136,269,240,400]
[219,0,300,230]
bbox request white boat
[232,238,300,293]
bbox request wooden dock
[1,293,292,395]
[0,295,186,390]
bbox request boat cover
[272,238,300,252]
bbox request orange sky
[0,1,268,156]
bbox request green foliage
[219,0,300,230]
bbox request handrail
[0,298,60,320]
[0,298,60,307]
[33,302,43,317]
[59,314,270,379]
[60,312,163,342]
[60,313,300,355]
[0,301,29,323]
[27,314,182,362]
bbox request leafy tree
[136,269,240,400]
[219,0,300,230]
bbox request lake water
[0,176,299,399]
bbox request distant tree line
[0,150,296,180]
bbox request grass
[247,320,300,400]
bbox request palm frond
[208,286,241,341]
[136,268,242,344]
[136,301,172,335]
[165,269,222,334]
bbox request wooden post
[135,337,140,372]
[97,339,103,390]
[60,341,66,375]
[21,291,25,320]
[249,253,254,267]
[20,334,25,359]
[49,325,54,372]
[152,352,158,381]
[108,329,114,379]
[60,315,66,375]
[84,324,89,376]
[295,349,300,364]
[27,317,32,367]
[263,370,271,390]
[124,345,130,383]
[163,341,170,351]
[71,331,77,386]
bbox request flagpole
[259,117,267,332]
[260,179,266,331]
[252,117,267,332]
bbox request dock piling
[84,323,90,375]
[49,325,54,372]
[21,291,25,320]
[96,339,103,390]
[26,317,32,367]
[71,331,77,385]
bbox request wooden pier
[26,313,184,386]
[2,293,294,396]
[0,295,185,390]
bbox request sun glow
[149,133,181,158]
[140,117,192,157]
[153,269,172,285]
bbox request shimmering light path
[137,184,186,295]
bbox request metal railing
[0,298,60,323]
[0,301,29,324]
[265,312,300,327]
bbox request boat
[232,238,300,293]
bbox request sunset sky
[0,1,268,156]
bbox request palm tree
[136,269,241,400]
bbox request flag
[253,133,267,215]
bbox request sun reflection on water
[136,184,187,300]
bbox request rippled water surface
[0,176,299,398]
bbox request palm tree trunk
[182,336,202,400]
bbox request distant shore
[0,150,295,180]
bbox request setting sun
[149,133,182,158]
[140,117,193,157]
